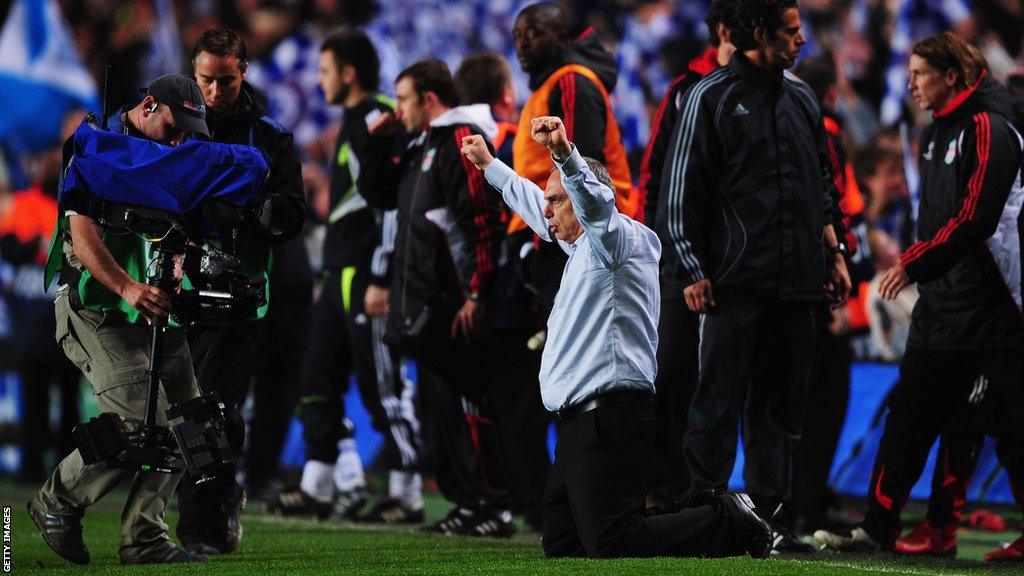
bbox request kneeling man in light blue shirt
[460,116,772,559]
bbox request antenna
[101,65,111,130]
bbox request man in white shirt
[460,117,772,558]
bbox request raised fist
[460,134,494,171]
[530,116,572,159]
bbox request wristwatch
[828,241,849,258]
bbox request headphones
[146,103,158,113]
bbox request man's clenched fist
[460,134,494,171]
[530,116,572,159]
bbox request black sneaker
[26,499,90,565]
[267,488,333,520]
[331,487,369,520]
[450,509,515,538]
[720,493,773,559]
[769,521,816,555]
[423,507,475,534]
[358,498,425,524]
[125,545,208,564]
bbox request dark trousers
[792,311,851,525]
[489,328,550,519]
[925,417,985,527]
[649,280,699,504]
[542,393,744,558]
[403,313,509,512]
[864,346,1024,546]
[301,268,419,470]
[685,297,814,513]
[246,282,310,490]
[176,321,258,547]
[19,360,81,481]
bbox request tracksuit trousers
[684,297,815,514]
[863,346,1024,546]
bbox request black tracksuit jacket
[903,73,1024,350]
[661,53,837,300]
[356,115,504,345]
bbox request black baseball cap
[144,74,210,138]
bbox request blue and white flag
[0,0,99,156]
[143,0,184,80]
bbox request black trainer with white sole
[267,488,333,520]
[26,499,90,565]
[358,498,425,524]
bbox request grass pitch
[4,481,1022,576]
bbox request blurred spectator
[865,229,918,361]
[856,143,915,250]
[0,135,81,483]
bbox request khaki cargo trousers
[37,291,199,561]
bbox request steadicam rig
[59,117,270,481]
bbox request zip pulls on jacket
[401,128,429,325]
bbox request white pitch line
[786,559,971,576]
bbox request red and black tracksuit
[863,72,1024,547]
[357,115,512,514]
[638,45,719,504]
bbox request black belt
[554,389,653,422]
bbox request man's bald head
[513,2,570,74]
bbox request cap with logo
[144,74,210,138]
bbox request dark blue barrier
[0,361,1014,503]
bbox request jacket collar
[689,46,721,77]
[728,52,783,89]
[933,69,986,120]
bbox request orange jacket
[510,64,641,234]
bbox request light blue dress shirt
[484,148,661,412]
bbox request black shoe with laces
[423,507,474,534]
[125,544,208,564]
[769,522,816,555]
[26,499,90,565]
[267,488,333,520]
[456,509,515,538]
[331,487,370,520]
[719,493,774,559]
[358,498,425,524]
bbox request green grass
[4,481,1022,576]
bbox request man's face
[140,102,186,146]
[194,51,245,114]
[395,77,426,133]
[513,13,562,73]
[318,50,351,105]
[908,54,957,112]
[543,171,582,243]
[763,7,804,70]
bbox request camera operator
[175,27,306,557]
[27,74,211,565]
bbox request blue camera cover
[60,119,269,216]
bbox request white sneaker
[814,527,881,553]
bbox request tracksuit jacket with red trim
[356,105,504,345]
[904,72,1024,350]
